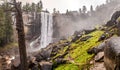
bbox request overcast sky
[18,0,106,13]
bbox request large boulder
[104,37,120,70]
[39,61,53,70]
[87,42,106,54]
[88,37,120,70]
[106,20,116,27]
[117,17,120,36]
[105,11,120,27]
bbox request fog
[18,0,120,42]
[53,0,120,40]
[18,0,106,13]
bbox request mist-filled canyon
[25,0,120,48]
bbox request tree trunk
[14,1,28,70]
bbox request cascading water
[40,12,53,48]
[30,12,53,51]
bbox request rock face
[95,52,104,62]
[39,61,52,70]
[87,42,106,55]
[24,13,41,41]
[104,37,120,70]
[88,37,120,70]
[117,19,120,36]
[90,62,106,70]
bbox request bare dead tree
[9,0,28,70]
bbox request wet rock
[71,31,84,42]
[39,61,53,70]
[98,34,106,41]
[54,58,67,65]
[106,11,120,27]
[50,42,70,58]
[95,52,104,62]
[80,36,93,41]
[35,47,53,61]
[35,54,44,62]
[50,45,61,57]
[84,28,96,34]
[73,31,83,36]
[52,58,67,68]
[87,47,98,55]
[71,34,82,42]
[87,42,106,54]
[105,20,115,27]
[98,31,115,42]
[53,52,68,60]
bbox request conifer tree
[82,5,87,13]
[79,8,82,14]
[90,5,93,12]
[37,0,43,12]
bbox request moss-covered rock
[52,30,104,70]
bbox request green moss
[54,30,104,70]
[55,64,79,70]
[52,45,69,60]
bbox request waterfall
[30,12,53,51]
[40,12,53,48]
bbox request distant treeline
[22,0,43,13]
[0,1,13,46]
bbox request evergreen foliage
[0,2,13,46]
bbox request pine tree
[0,8,6,46]
[82,5,87,13]
[90,5,93,12]
[79,8,82,14]
[53,8,56,13]
[23,3,31,13]
[31,2,35,12]
[0,0,13,46]
[66,9,69,14]
[37,0,43,12]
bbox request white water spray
[30,12,53,51]
[40,12,53,48]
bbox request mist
[18,0,106,13]
[52,0,120,41]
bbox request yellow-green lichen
[54,30,104,70]
[55,64,79,70]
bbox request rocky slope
[51,26,117,70]
[0,23,117,70]
[24,25,116,70]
